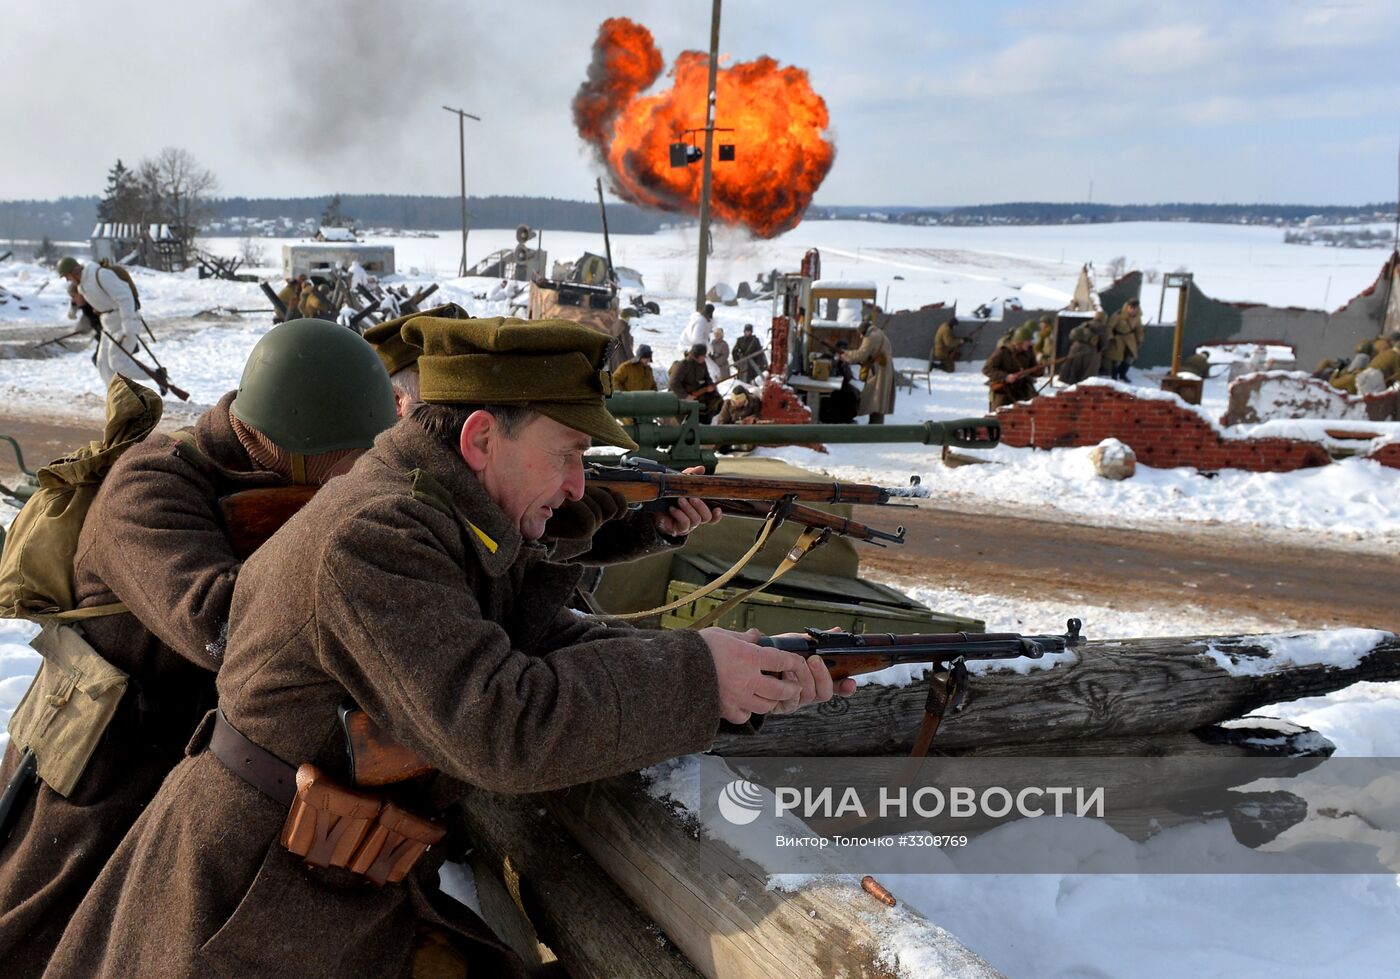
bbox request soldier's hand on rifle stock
[652,465,723,537]
[703,627,807,724]
[768,628,857,712]
[702,628,853,724]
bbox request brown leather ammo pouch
[280,763,444,885]
[280,764,381,870]
[348,801,447,885]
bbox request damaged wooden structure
[456,631,1400,978]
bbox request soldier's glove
[543,485,629,541]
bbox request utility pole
[442,105,481,277]
[694,0,721,313]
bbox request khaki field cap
[402,315,639,451]
[363,303,472,376]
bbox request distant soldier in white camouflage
[57,256,143,386]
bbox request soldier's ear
[459,411,497,471]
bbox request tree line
[868,201,1398,227]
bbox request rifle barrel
[760,620,1084,678]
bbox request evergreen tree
[320,193,350,228]
[32,236,60,265]
[96,159,143,224]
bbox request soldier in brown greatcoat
[930,316,966,372]
[46,317,848,979]
[669,342,723,421]
[841,318,896,423]
[983,324,1040,409]
[1057,313,1105,386]
[0,321,397,976]
[1106,298,1145,381]
[731,323,767,382]
[612,344,659,392]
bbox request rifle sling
[809,664,964,838]
[683,524,830,631]
[606,505,787,621]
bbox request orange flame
[573,17,836,239]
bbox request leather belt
[208,710,297,807]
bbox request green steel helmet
[1013,324,1036,343]
[56,257,79,276]
[231,318,396,454]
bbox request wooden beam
[454,787,704,979]
[547,774,1003,979]
[714,634,1400,756]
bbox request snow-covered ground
[1,220,1394,542]
[1,565,1397,978]
[639,589,1400,979]
[2,219,1398,976]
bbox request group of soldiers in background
[612,339,765,429]
[1311,331,1400,396]
[272,263,421,332]
[942,299,1151,410]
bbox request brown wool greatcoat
[1106,307,1144,363]
[0,392,281,976]
[731,334,766,381]
[1057,323,1102,386]
[668,357,722,418]
[612,358,657,392]
[846,325,896,416]
[931,321,963,371]
[983,344,1039,409]
[45,420,722,979]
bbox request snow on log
[712,631,1400,757]
[546,772,1003,979]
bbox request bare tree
[239,236,267,267]
[1105,255,1127,279]
[143,147,218,266]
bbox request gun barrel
[605,393,997,451]
[759,619,1084,678]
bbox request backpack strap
[44,603,128,622]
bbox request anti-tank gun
[599,390,1000,471]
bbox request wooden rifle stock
[218,485,319,559]
[587,469,894,507]
[340,704,433,787]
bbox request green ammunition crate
[659,579,984,635]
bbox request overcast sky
[4,0,1397,207]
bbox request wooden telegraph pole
[442,105,481,278]
[693,0,721,313]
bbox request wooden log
[547,773,1003,979]
[455,787,704,979]
[714,633,1400,756]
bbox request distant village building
[315,226,358,243]
[89,223,185,272]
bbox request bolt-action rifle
[587,458,916,546]
[338,619,1086,786]
[94,324,190,401]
